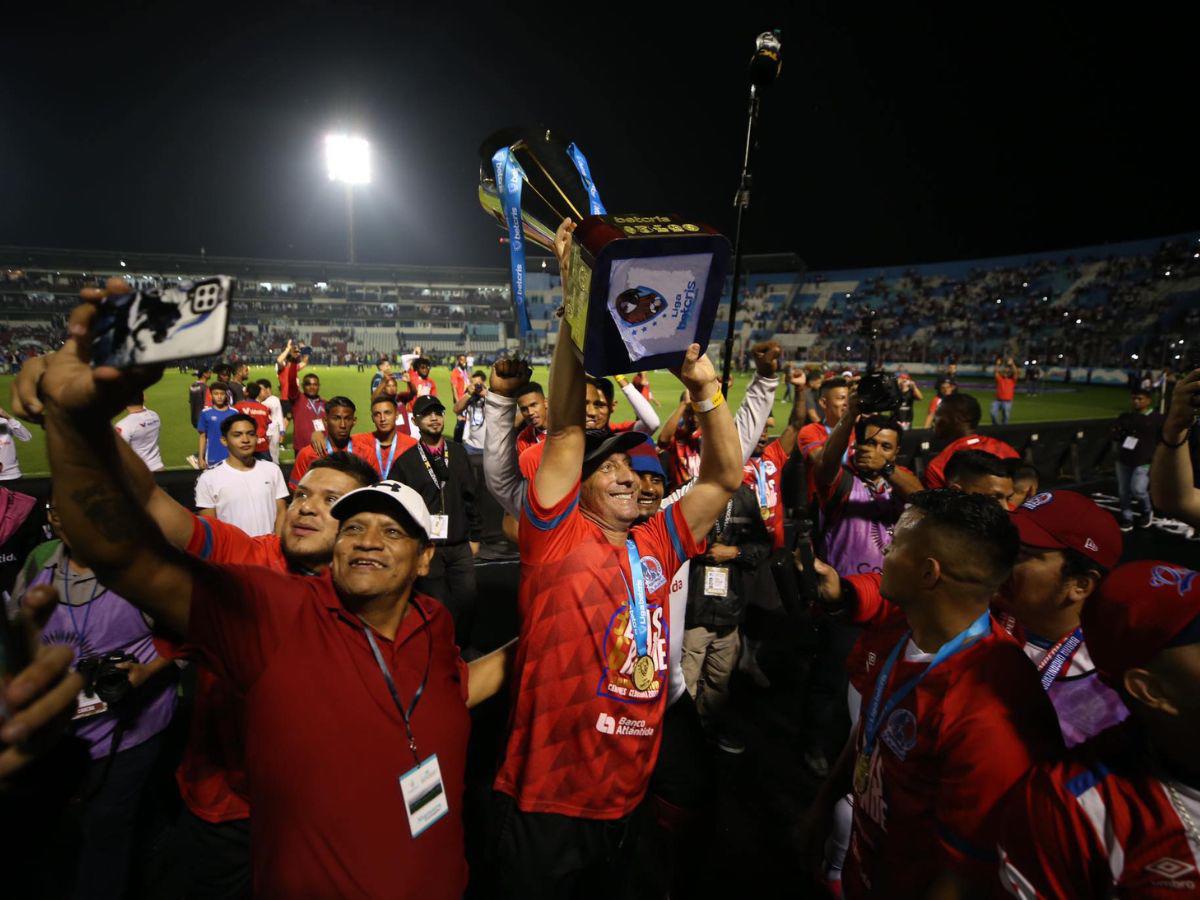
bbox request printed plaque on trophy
[478,126,730,376]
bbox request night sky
[1,4,1193,272]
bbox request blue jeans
[1115,461,1151,524]
[991,399,1012,424]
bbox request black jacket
[685,484,773,629]
[1113,410,1164,467]
[387,439,481,544]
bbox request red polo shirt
[351,430,418,478]
[189,561,470,897]
[923,433,1020,489]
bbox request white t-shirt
[261,394,285,437]
[115,408,164,471]
[194,459,289,537]
[0,416,32,481]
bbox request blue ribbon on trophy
[491,147,532,336]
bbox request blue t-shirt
[197,407,237,465]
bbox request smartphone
[91,276,233,368]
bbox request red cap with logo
[1009,490,1122,570]
[1083,560,1200,684]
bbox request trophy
[479,126,730,376]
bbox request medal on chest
[632,654,655,691]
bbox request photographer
[13,500,176,900]
[1150,367,1200,528]
[1112,385,1164,531]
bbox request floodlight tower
[325,134,371,263]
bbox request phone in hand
[91,276,232,368]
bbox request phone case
[91,276,232,368]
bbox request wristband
[614,374,628,387]
[691,390,725,413]
[1160,426,1190,449]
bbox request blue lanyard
[1036,627,1084,691]
[491,147,531,336]
[752,459,770,509]
[361,603,432,766]
[61,558,102,642]
[624,539,651,658]
[862,610,992,757]
[375,436,398,475]
[566,143,607,215]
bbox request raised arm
[533,219,587,509]
[656,394,688,450]
[814,389,857,490]
[482,381,524,518]
[1151,369,1200,526]
[676,346,744,543]
[735,342,782,463]
[275,340,293,369]
[777,365,808,456]
[616,376,661,434]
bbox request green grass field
[0,368,1132,478]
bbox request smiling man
[491,219,745,897]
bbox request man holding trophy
[479,130,744,894]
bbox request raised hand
[751,341,783,378]
[672,343,718,402]
[490,357,533,398]
[1164,369,1200,435]
[787,365,808,389]
[553,217,577,287]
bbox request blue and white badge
[491,147,531,336]
[398,753,449,838]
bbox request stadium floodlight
[119,260,127,268]
[325,134,371,185]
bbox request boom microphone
[749,30,783,86]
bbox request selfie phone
[91,276,233,368]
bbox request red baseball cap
[1083,560,1200,685]
[1010,490,1122,570]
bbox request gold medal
[853,752,871,796]
[632,654,655,692]
[760,505,771,521]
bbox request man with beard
[514,381,548,454]
[290,396,358,488]
[923,393,1019,489]
[387,395,480,646]
[10,290,512,899]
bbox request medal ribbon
[491,147,532,336]
[624,539,651,659]
[1035,627,1084,691]
[565,142,607,215]
[862,610,992,760]
[752,459,770,511]
[375,436,399,476]
[361,603,433,766]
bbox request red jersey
[608,419,640,433]
[189,561,469,897]
[407,371,437,411]
[496,477,704,819]
[350,430,417,478]
[277,361,299,402]
[175,515,290,823]
[742,439,789,549]
[516,423,545,455]
[289,439,354,489]
[449,367,468,402]
[995,373,1017,402]
[291,395,326,457]
[842,573,1064,897]
[923,433,1020,489]
[233,400,271,454]
[661,428,702,487]
[998,722,1200,899]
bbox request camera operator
[1150,367,1200,529]
[13,500,176,899]
[1112,385,1165,531]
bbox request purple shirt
[819,468,906,578]
[29,546,175,759]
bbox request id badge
[429,515,449,541]
[398,754,449,838]
[1122,436,1138,450]
[313,419,326,432]
[73,690,108,721]
[704,566,730,598]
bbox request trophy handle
[511,139,586,223]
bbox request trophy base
[563,214,730,377]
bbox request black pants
[416,541,477,647]
[468,451,511,550]
[648,692,710,810]
[488,791,638,900]
[175,809,252,899]
[801,617,861,756]
[75,731,166,900]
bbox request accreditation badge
[399,754,449,839]
[703,566,730,598]
[73,689,108,721]
[428,515,449,541]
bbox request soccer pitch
[1,367,1132,479]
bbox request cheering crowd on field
[2,220,1200,900]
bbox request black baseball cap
[582,429,649,480]
[412,396,446,418]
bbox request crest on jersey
[597,602,668,705]
[1145,858,1197,880]
[881,708,918,760]
[1150,565,1198,598]
[641,556,667,593]
[1021,492,1054,510]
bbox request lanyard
[418,442,448,512]
[862,610,992,758]
[714,498,735,543]
[61,556,102,642]
[375,436,399,475]
[1035,627,1084,691]
[751,459,770,509]
[623,539,651,658]
[361,603,432,766]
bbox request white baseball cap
[330,480,432,541]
